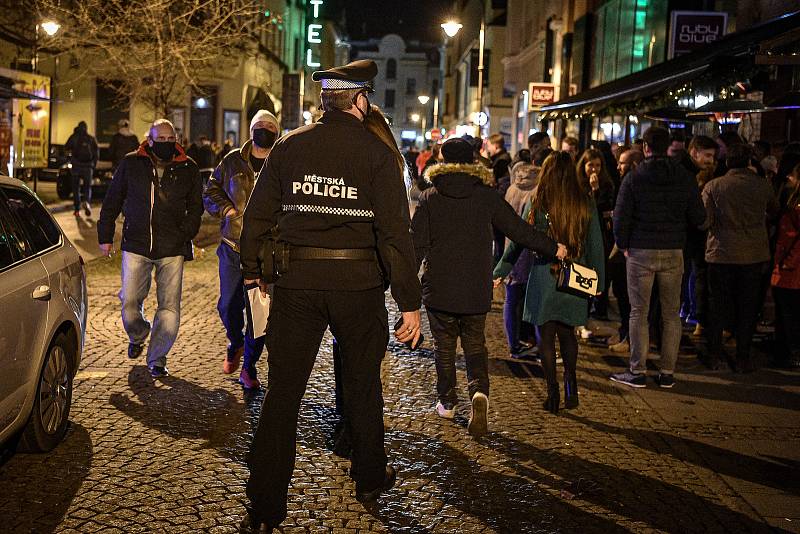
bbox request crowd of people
[405,124,800,402]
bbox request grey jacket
[702,168,779,264]
[203,140,261,252]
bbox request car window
[0,216,16,269]
[1,186,61,255]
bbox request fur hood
[424,162,495,186]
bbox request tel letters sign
[668,11,728,59]
[528,83,556,111]
[306,0,323,68]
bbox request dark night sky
[326,0,455,43]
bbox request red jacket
[772,202,800,289]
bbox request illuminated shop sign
[306,0,323,68]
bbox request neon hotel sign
[306,0,323,68]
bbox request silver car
[0,175,87,452]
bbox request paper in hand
[245,283,270,339]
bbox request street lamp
[410,113,420,123]
[417,95,430,105]
[441,21,462,38]
[41,21,61,36]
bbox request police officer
[238,60,422,533]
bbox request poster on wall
[0,68,51,169]
[528,83,556,111]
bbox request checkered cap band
[283,204,375,218]
[320,78,373,90]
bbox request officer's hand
[395,310,421,346]
[493,277,503,288]
[245,278,268,298]
[99,243,113,257]
[556,243,568,261]
[225,207,239,219]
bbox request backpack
[73,136,94,163]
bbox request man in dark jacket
[109,119,139,169]
[237,60,421,532]
[611,126,705,389]
[412,137,566,437]
[65,121,98,217]
[203,109,279,389]
[98,119,203,378]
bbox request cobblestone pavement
[1,243,798,534]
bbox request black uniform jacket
[240,110,422,312]
[98,142,203,260]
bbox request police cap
[312,60,377,93]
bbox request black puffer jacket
[98,142,203,260]
[613,156,705,250]
[412,163,558,315]
[203,139,260,252]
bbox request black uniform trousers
[246,285,389,526]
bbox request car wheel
[57,171,72,200]
[18,334,74,452]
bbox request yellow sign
[0,68,51,169]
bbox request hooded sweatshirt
[411,162,557,314]
[613,156,705,250]
[503,161,538,284]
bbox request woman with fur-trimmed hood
[411,138,566,438]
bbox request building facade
[350,34,441,147]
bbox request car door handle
[32,285,51,301]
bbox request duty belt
[290,246,377,261]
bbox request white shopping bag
[244,283,271,339]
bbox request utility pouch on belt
[258,226,284,283]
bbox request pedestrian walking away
[109,119,140,169]
[610,126,706,389]
[413,137,566,435]
[237,59,422,533]
[495,151,604,414]
[65,120,98,217]
[203,109,280,389]
[97,119,203,378]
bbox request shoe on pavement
[609,339,630,353]
[239,505,276,533]
[656,373,675,388]
[83,201,92,217]
[578,326,593,340]
[224,345,244,374]
[238,366,261,390]
[467,392,489,437]
[355,465,397,502]
[609,370,646,388]
[692,323,704,337]
[435,401,455,419]
[128,342,145,359]
[149,365,169,378]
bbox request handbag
[556,260,599,297]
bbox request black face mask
[252,128,277,149]
[352,91,371,121]
[151,141,176,161]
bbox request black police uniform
[239,60,421,529]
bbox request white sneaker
[579,326,593,339]
[467,392,488,437]
[435,401,455,419]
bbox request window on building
[385,89,395,109]
[406,78,416,95]
[386,58,397,80]
[592,0,668,87]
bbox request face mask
[352,92,371,121]
[252,128,277,149]
[151,141,176,161]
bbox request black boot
[564,373,579,409]
[542,383,559,414]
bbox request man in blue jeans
[203,110,280,389]
[610,126,705,388]
[98,119,203,377]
